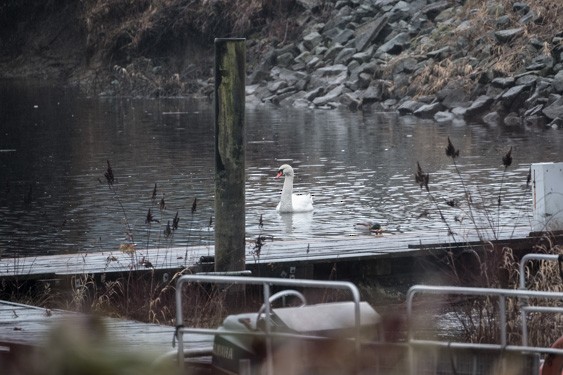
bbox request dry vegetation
[407,0,563,96]
[414,137,563,348]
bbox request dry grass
[405,0,562,97]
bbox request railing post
[214,38,246,273]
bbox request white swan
[275,164,314,213]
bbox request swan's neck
[279,175,294,211]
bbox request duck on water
[275,164,314,213]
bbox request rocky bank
[1,0,562,128]
[247,0,563,128]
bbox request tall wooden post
[214,38,246,272]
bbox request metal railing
[173,269,563,374]
[406,284,563,375]
[174,275,362,375]
[518,253,563,346]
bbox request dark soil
[0,0,303,97]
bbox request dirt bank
[0,0,305,97]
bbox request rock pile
[246,0,563,128]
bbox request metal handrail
[174,275,362,374]
[406,285,563,375]
[518,253,563,345]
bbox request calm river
[1,80,562,257]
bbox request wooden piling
[214,38,246,273]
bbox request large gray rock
[340,92,363,111]
[553,70,563,93]
[392,57,418,74]
[419,0,451,21]
[377,32,410,55]
[334,47,357,65]
[313,85,345,106]
[296,0,321,10]
[542,96,563,120]
[354,16,388,52]
[397,100,423,115]
[303,31,323,50]
[503,112,522,127]
[276,52,295,67]
[388,1,411,22]
[437,81,468,109]
[332,29,355,45]
[515,73,538,87]
[464,95,494,120]
[304,87,325,101]
[310,64,348,88]
[361,80,390,103]
[434,111,455,123]
[491,77,515,88]
[413,102,444,119]
[324,43,345,61]
[273,68,308,85]
[248,48,277,84]
[483,111,501,126]
[494,28,524,43]
[500,84,530,111]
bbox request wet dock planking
[0,299,211,361]
[1,225,559,287]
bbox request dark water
[1,80,562,257]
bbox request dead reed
[415,137,563,348]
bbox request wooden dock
[1,227,562,372]
[0,299,212,371]
[1,226,561,291]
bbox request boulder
[296,0,322,10]
[524,115,546,127]
[334,47,357,65]
[547,118,563,129]
[426,46,451,60]
[491,77,515,88]
[434,111,455,123]
[303,31,323,50]
[437,82,468,109]
[340,92,363,111]
[306,56,322,71]
[276,52,295,67]
[419,0,451,21]
[249,48,277,84]
[524,104,544,117]
[494,28,524,43]
[392,57,418,74]
[312,85,345,106]
[483,111,501,126]
[332,29,355,45]
[377,32,410,55]
[325,44,345,61]
[500,84,529,111]
[542,96,563,120]
[267,81,288,93]
[413,102,444,119]
[397,99,423,115]
[464,95,494,120]
[388,1,411,22]
[304,87,325,101]
[451,106,467,118]
[503,112,522,127]
[354,16,388,52]
[310,64,348,87]
[515,73,538,87]
[553,70,563,93]
[361,80,389,103]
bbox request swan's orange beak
[276,170,283,178]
